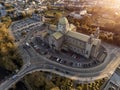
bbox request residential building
[0,4,7,17]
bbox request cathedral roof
[66,31,100,45]
[52,32,63,40]
[58,17,69,25]
[69,24,76,31]
[67,31,89,42]
[49,24,57,31]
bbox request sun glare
[100,0,120,10]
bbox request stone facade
[41,17,101,58]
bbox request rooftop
[58,17,69,25]
[66,31,90,42]
[49,24,57,31]
[52,32,63,40]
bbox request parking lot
[11,18,44,43]
[11,18,40,31]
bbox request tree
[47,2,51,10]
[51,87,60,90]
[52,12,62,24]
[21,11,27,18]
[0,16,23,79]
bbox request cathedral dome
[58,17,69,25]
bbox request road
[0,19,120,90]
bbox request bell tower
[94,27,100,39]
[85,34,94,58]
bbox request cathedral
[40,17,101,58]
